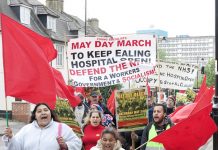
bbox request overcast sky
[38,0,215,37]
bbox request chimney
[88,18,99,28]
[46,0,64,12]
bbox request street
[0,118,213,150]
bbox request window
[7,0,11,5]
[56,44,64,67]
[47,16,56,32]
[20,6,30,25]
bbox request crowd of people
[2,89,182,150]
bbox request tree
[158,49,177,62]
[88,84,123,103]
[185,88,196,102]
[205,58,215,86]
[99,84,122,103]
[158,49,166,61]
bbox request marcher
[74,93,90,127]
[2,103,82,150]
[90,127,124,150]
[88,91,112,115]
[82,110,105,150]
[90,104,114,127]
[166,95,176,115]
[147,96,155,123]
[140,103,174,150]
[89,91,116,126]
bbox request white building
[158,35,215,67]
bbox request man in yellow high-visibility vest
[140,103,174,150]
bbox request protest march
[0,12,216,150]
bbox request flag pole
[85,0,87,36]
[213,0,218,149]
[157,49,161,92]
[156,35,161,102]
[5,97,9,127]
[64,33,70,84]
[135,141,148,150]
[1,14,9,127]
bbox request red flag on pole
[52,68,81,107]
[194,75,207,103]
[1,13,57,109]
[107,89,116,115]
[151,104,217,150]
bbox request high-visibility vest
[146,124,170,150]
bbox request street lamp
[157,36,167,102]
[196,57,204,89]
[84,0,87,36]
[213,0,218,149]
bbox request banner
[67,35,156,87]
[54,99,83,136]
[130,61,197,90]
[116,88,148,131]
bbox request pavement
[0,117,214,149]
[0,118,26,149]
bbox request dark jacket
[120,130,143,150]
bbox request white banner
[130,61,198,90]
[67,35,156,87]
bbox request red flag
[107,89,116,115]
[1,13,57,109]
[67,85,75,95]
[53,69,68,99]
[190,86,214,115]
[74,87,86,97]
[67,86,81,107]
[146,77,151,96]
[194,75,207,103]
[52,68,81,107]
[170,86,214,124]
[151,104,217,150]
[169,105,184,118]
[170,103,196,124]
[179,90,185,93]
